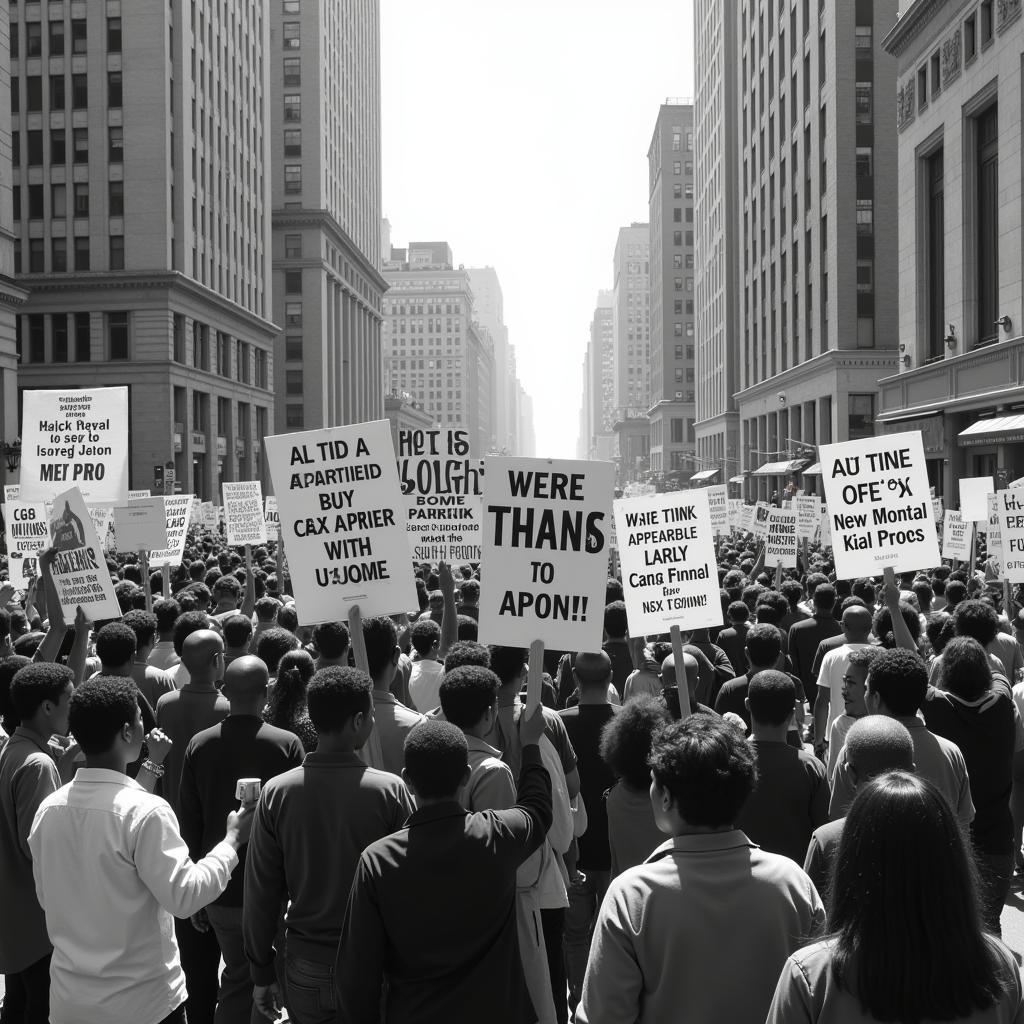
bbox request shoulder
[361,765,409,795]
[155,689,179,710]
[797,748,827,777]
[257,721,305,748]
[261,764,305,798]
[785,939,837,984]
[558,707,580,721]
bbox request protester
[825,645,880,779]
[812,605,874,760]
[262,649,318,753]
[121,611,177,709]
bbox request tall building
[694,0,740,486]
[647,102,697,483]
[468,267,513,453]
[735,0,899,500]
[878,0,1024,494]
[518,387,536,458]
[382,242,494,456]
[10,1,276,499]
[271,0,387,433]
[577,290,614,461]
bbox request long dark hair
[828,772,1007,1021]
[265,649,315,726]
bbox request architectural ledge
[735,350,900,403]
[882,0,950,56]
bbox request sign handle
[774,560,783,588]
[140,551,152,613]
[1005,579,1015,623]
[526,640,544,717]
[162,563,171,598]
[969,526,976,574]
[801,536,809,573]
[670,624,693,719]
[276,537,287,596]
[348,604,369,675]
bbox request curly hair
[599,694,670,790]
[265,649,315,727]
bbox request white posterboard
[705,485,728,537]
[478,457,614,650]
[795,495,819,541]
[984,493,1004,579]
[765,508,799,568]
[128,489,152,500]
[20,387,129,504]
[613,490,721,637]
[264,419,417,624]
[727,499,741,533]
[752,501,771,539]
[820,431,939,579]
[265,495,280,540]
[397,427,484,564]
[5,500,48,585]
[996,490,1024,584]
[47,487,120,620]
[113,498,168,552]
[149,493,195,568]
[941,509,973,561]
[960,476,994,523]
[931,497,944,522]
[222,481,268,547]
[819,503,832,547]
[738,504,755,535]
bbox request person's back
[788,585,842,692]
[602,602,633,700]
[717,605,751,675]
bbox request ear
[743,697,751,713]
[391,645,401,667]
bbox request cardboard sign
[984,493,1004,578]
[20,387,129,504]
[47,487,120,620]
[959,476,994,523]
[5,500,48,585]
[765,509,798,568]
[819,503,832,547]
[149,493,195,568]
[705,485,728,537]
[265,495,280,540]
[88,507,114,553]
[795,495,819,541]
[613,490,721,637]
[727,499,741,533]
[397,427,484,564]
[752,501,771,539]
[820,431,939,579]
[738,504,755,535]
[932,497,944,522]
[478,457,614,650]
[223,481,268,547]
[113,498,168,552]
[264,419,417,625]
[941,509,973,561]
[996,490,1024,583]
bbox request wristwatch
[140,759,165,778]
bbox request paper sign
[397,427,484,564]
[613,490,721,637]
[752,501,771,539]
[941,509,973,561]
[129,489,152,500]
[113,498,168,552]
[149,493,195,568]
[795,495,819,541]
[264,419,417,625]
[996,490,1024,582]
[738,504,755,535]
[223,481,268,547]
[705,485,728,537]
[20,388,129,504]
[960,476,994,523]
[478,456,614,650]
[932,497,943,522]
[265,495,280,540]
[766,509,798,568]
[727,499,741,533]
[984,493,1003,578]
[819,503,832,547]
[820,431,939,579]
[47,487,120,620]
[6,500,48,585]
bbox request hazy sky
[380,0,695,459]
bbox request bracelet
[141,759,165,778]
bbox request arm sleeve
[335,856,386,1023]
[955,754,976,825]
[803,835,827,897]
[470,761,517,811]
[576,885,644,1024]
[809,762,830,830]
[828,759,855,820]
[14,755,60,859]
[492,746,553,864]
[176,747,202,859]
[543,711,577,776]
[132,803,236,919]
[242,793,288,986]
[764,958,815,1024]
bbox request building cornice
[0,274,29,307]
[735,350,900,403]
[882,0,949,56]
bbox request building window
[109,180,124,216]
[28,315,44,362]
[108,312,129,359]
[26,130,42,166]
[284,128,301,156]
[981,0,993,45]
[53,314,68,362]
[285,302,302,327]
[72,127,88,163]
[107,70,122,107]
[286,370,303,395]
[49,20,64,56]
[977,105,999,344]
[284,234,302,258]
[283,22,300,48]
[27,184,43,219]
[173,314,186,363]
[284,164,301,193]
[286,405,304,429]
[107,17,121,52]
[285,336,303,361]
[856,259,873,294]
[856,198,873,235]
[25,76,41,112]
[855,147,872,177]
[925,149,944,360]
[50,128,65,163]
[74,237,90,271]
[28,239,44,273]
[855,82,872,124]
[284,0,301,11]
[284,271,302,293]
[108,125,123,163]
[52,236,67,272]
[110,235,124,270]
[74,182,88,216]
[283,57,300,86]
[855,25,872,50]
[52,183,66,218]
[72,74,88,109]
[848,394,876,440]
[75,313,91,361]
[50,74,64,110]
[283,94,301,122]
[965,12,977,61]
[71,19,87,54]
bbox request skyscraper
[10,1,276,498]
[271,0,387,433]
[468,267,513,453]
[576,290,614,462]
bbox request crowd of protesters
[1,523,1024,1023]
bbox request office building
[10,1,276,498]
[879,0,1024,494]
[647,102,697,483]
[576,291,614,461]
[735,0,900,499]
[693,0,740,488]
[468,266,517,454]
[272,0,387,433]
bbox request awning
[958,414,1024,447]
[877,407,940,424]
[728,475,746,484]
[689,468,720,483]
[802,462,822,476]
[753,459,809,476]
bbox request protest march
[3,399,1024,1024]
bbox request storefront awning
[958,414,1024,446]
[753,459,809,476]
[801,462,822,476]
[689,468,720,483]
[728,475,746,484]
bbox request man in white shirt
[28,676,254,1024]
[409,619,446,713]
[812,605,874,760]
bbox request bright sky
[380,0,695,459]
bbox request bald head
[574,651,612,690]
[181,629,225,681]
[223,655,270,701]
[661,652,698,693]
[845,716,915,783]
[841,605,873,642]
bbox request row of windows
[8,18,120,59]
[14,181,123,219]
[17,312,103,363]
[13,126,123,165]
[176,316,270,388]
[15,234,123,272]
[12,73,89,112]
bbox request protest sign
[397,427,484,564]
[753,501,771,539]
[996,489,1024,583]
[149,493,195,568]
[738,503,755,535]
[984,493,1004,578]
[264,419,416,625]
[705,485,728,537]
[6,500,48,585]
[87,507,114,553]
[941,509,972,561]
[46,488,120,620]
[265,495,280,540]
[795,495,819,541]
[727,499,741,533]
[820,431,939,579]
[128,489,152,500]
[932,497,943,521]
[819,503,832,547]
[20,388,129,504]
[113,498,167,552]
[765,509,798,568]
[613,490,721,636]
[222,481,268,547]
[479,457,614,650]
[4,485,19,505]
[959,476,994,523]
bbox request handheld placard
[526,640,544,718]
[670,625,692,719]
[348,604,369,674]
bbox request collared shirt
[409,658,445,712]
[817,643,873,732]
[788,613,843,691]
[28,768,237,1024]
[579,831,824,1024]
[130,660,176,712]
[465,734,516,812]
[148,641,180,672]
[0,727,60,972]
[360,689,425,776]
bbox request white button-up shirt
[28,768,237,1024]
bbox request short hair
[941,636,992,700]
[846,646,882,673]
[754,592,788,626]
[0,607,10,640]
[410,619,441,656]
[727,600,750,624]
[745,623,782,668]
[852,578,877,605]
[488,645,527,687]
[255,627,300,673]
[362,616,398,678]
[277,605,298,633]
[10,662,74,720]
[313,621,351,660]
[122,609,158,650]
[872,601,922,649]
[153,598,181,633]
[68,676,139,755]
[951,599,1000,647]
[0,655,32,726]
[600,694,670,789]
[866,648,929,716]
[222,613,253,648]
[603,601,629,639]
[173,611,213,656]
[460,579,480,602]
[912,580,934,612]
[844,717,915,779]
[944,580,968,607]
[439,665,500,729]
[254,597,279,623]
[12,632,45,657]
[456,615,478,642]
[306,666,372,733]
[648,715,757,828]
[213,574,241,600]
[95,622,138,668]
[746,669,796,727]
[780,580,803,610]
[605,578,624,604]
[403,720,468,799]
[444,641,491,672]
[813,584,837,612]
